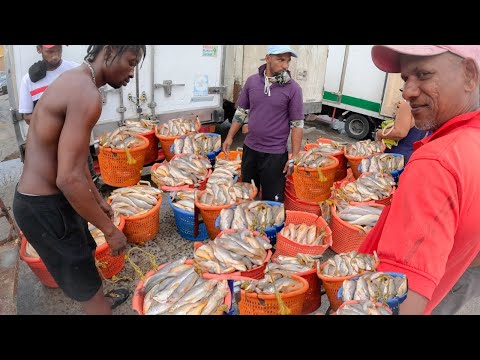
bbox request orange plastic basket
[284,190,322,216]
[19,216,127,286]
[305,138,348,182]
[317,258,379,311]
[132,259,232,315]
[344,142,386,179]
[193,229,272,280]
[329,203,384,254]
[150,156,211,192]
[142,130,159,165]
[269,254,322,315]
[117,198,162,244]
[19,237,58,288]
[292,155,339,202]
[94,216,126,279]
[98,134,149,187]
[238,274,309,315]
[194,184,258,240]
[275,210,332,257]
[154,125,184,162]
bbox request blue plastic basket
[358,153,405,183]
[214,200,285,245]
[170,133,222,167]
[167,196,209,241]
[337,271,408,315]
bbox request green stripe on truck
[323,91,381,112]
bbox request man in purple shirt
[222,45,304,201]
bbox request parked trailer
[223,45,405,140]
[4,45,227,160]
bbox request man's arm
[377,101,414,141]
[290,123,303,158]
[399,290,429,314]
[56,87,124,253]
[23,113,33,125]
[222,106,248,154]
[84,163,114,220]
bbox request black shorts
[13,188,102,302]
[241,144,288,202]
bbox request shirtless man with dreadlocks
[13,45,147,315]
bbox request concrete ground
[1,93,479,315]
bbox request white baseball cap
[266,45,298,58]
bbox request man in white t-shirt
[18,45,79,140]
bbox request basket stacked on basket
[344,140,386,179]
[170,132,222,166]
[155,117,201,161]
[214,200,285,245]
[317,250,379,312]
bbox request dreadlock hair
[84,45,147,66]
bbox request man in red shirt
[359,45,480,315]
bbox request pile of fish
[123,118,157,133]
[193,229,272,274]
[218,201,284,231]
[198,182,255,206]
[279,223,328,246]
[208,167,238,188]
[99,128,147,150]
[240,274,304,295]
[151,154,212,188]
[341,272,408,303]
[346,140,384,157]
[173,133,221,156]
[307,140,345,155]
[108,185,162,217]
[335,300,392,315]
[293,148,337,168]
[170,190,195,212]
[88,214,122,247]
[320,250,378,277]
[156,117,200,137]
[142,257,230,315]
[267,254,318,276]
[336,204,382,232]
[360,153,404,173]
[215,153,242,171]
[335,172,396,202]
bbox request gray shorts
[431,267,480,315]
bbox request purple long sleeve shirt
[237,64,304,154]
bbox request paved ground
[1,93,479,315]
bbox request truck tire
[345,114,370,140]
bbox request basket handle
[137,180,152,187]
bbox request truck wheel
[345,114,370,140]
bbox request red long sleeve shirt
[359,110,480,314]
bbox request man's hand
[99,199,114,220]
[222,136,233,154]
[105,227,128,257]
[283,160,294,178]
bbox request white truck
[223,45,405,140]
[3,45,228,159]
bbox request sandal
[105,288,131,310]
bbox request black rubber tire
[345,114,371,140]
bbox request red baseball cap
[371,45,480,73]
[42,45,57,49]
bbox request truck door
[380,73,405,118]
[152,45,225,124]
